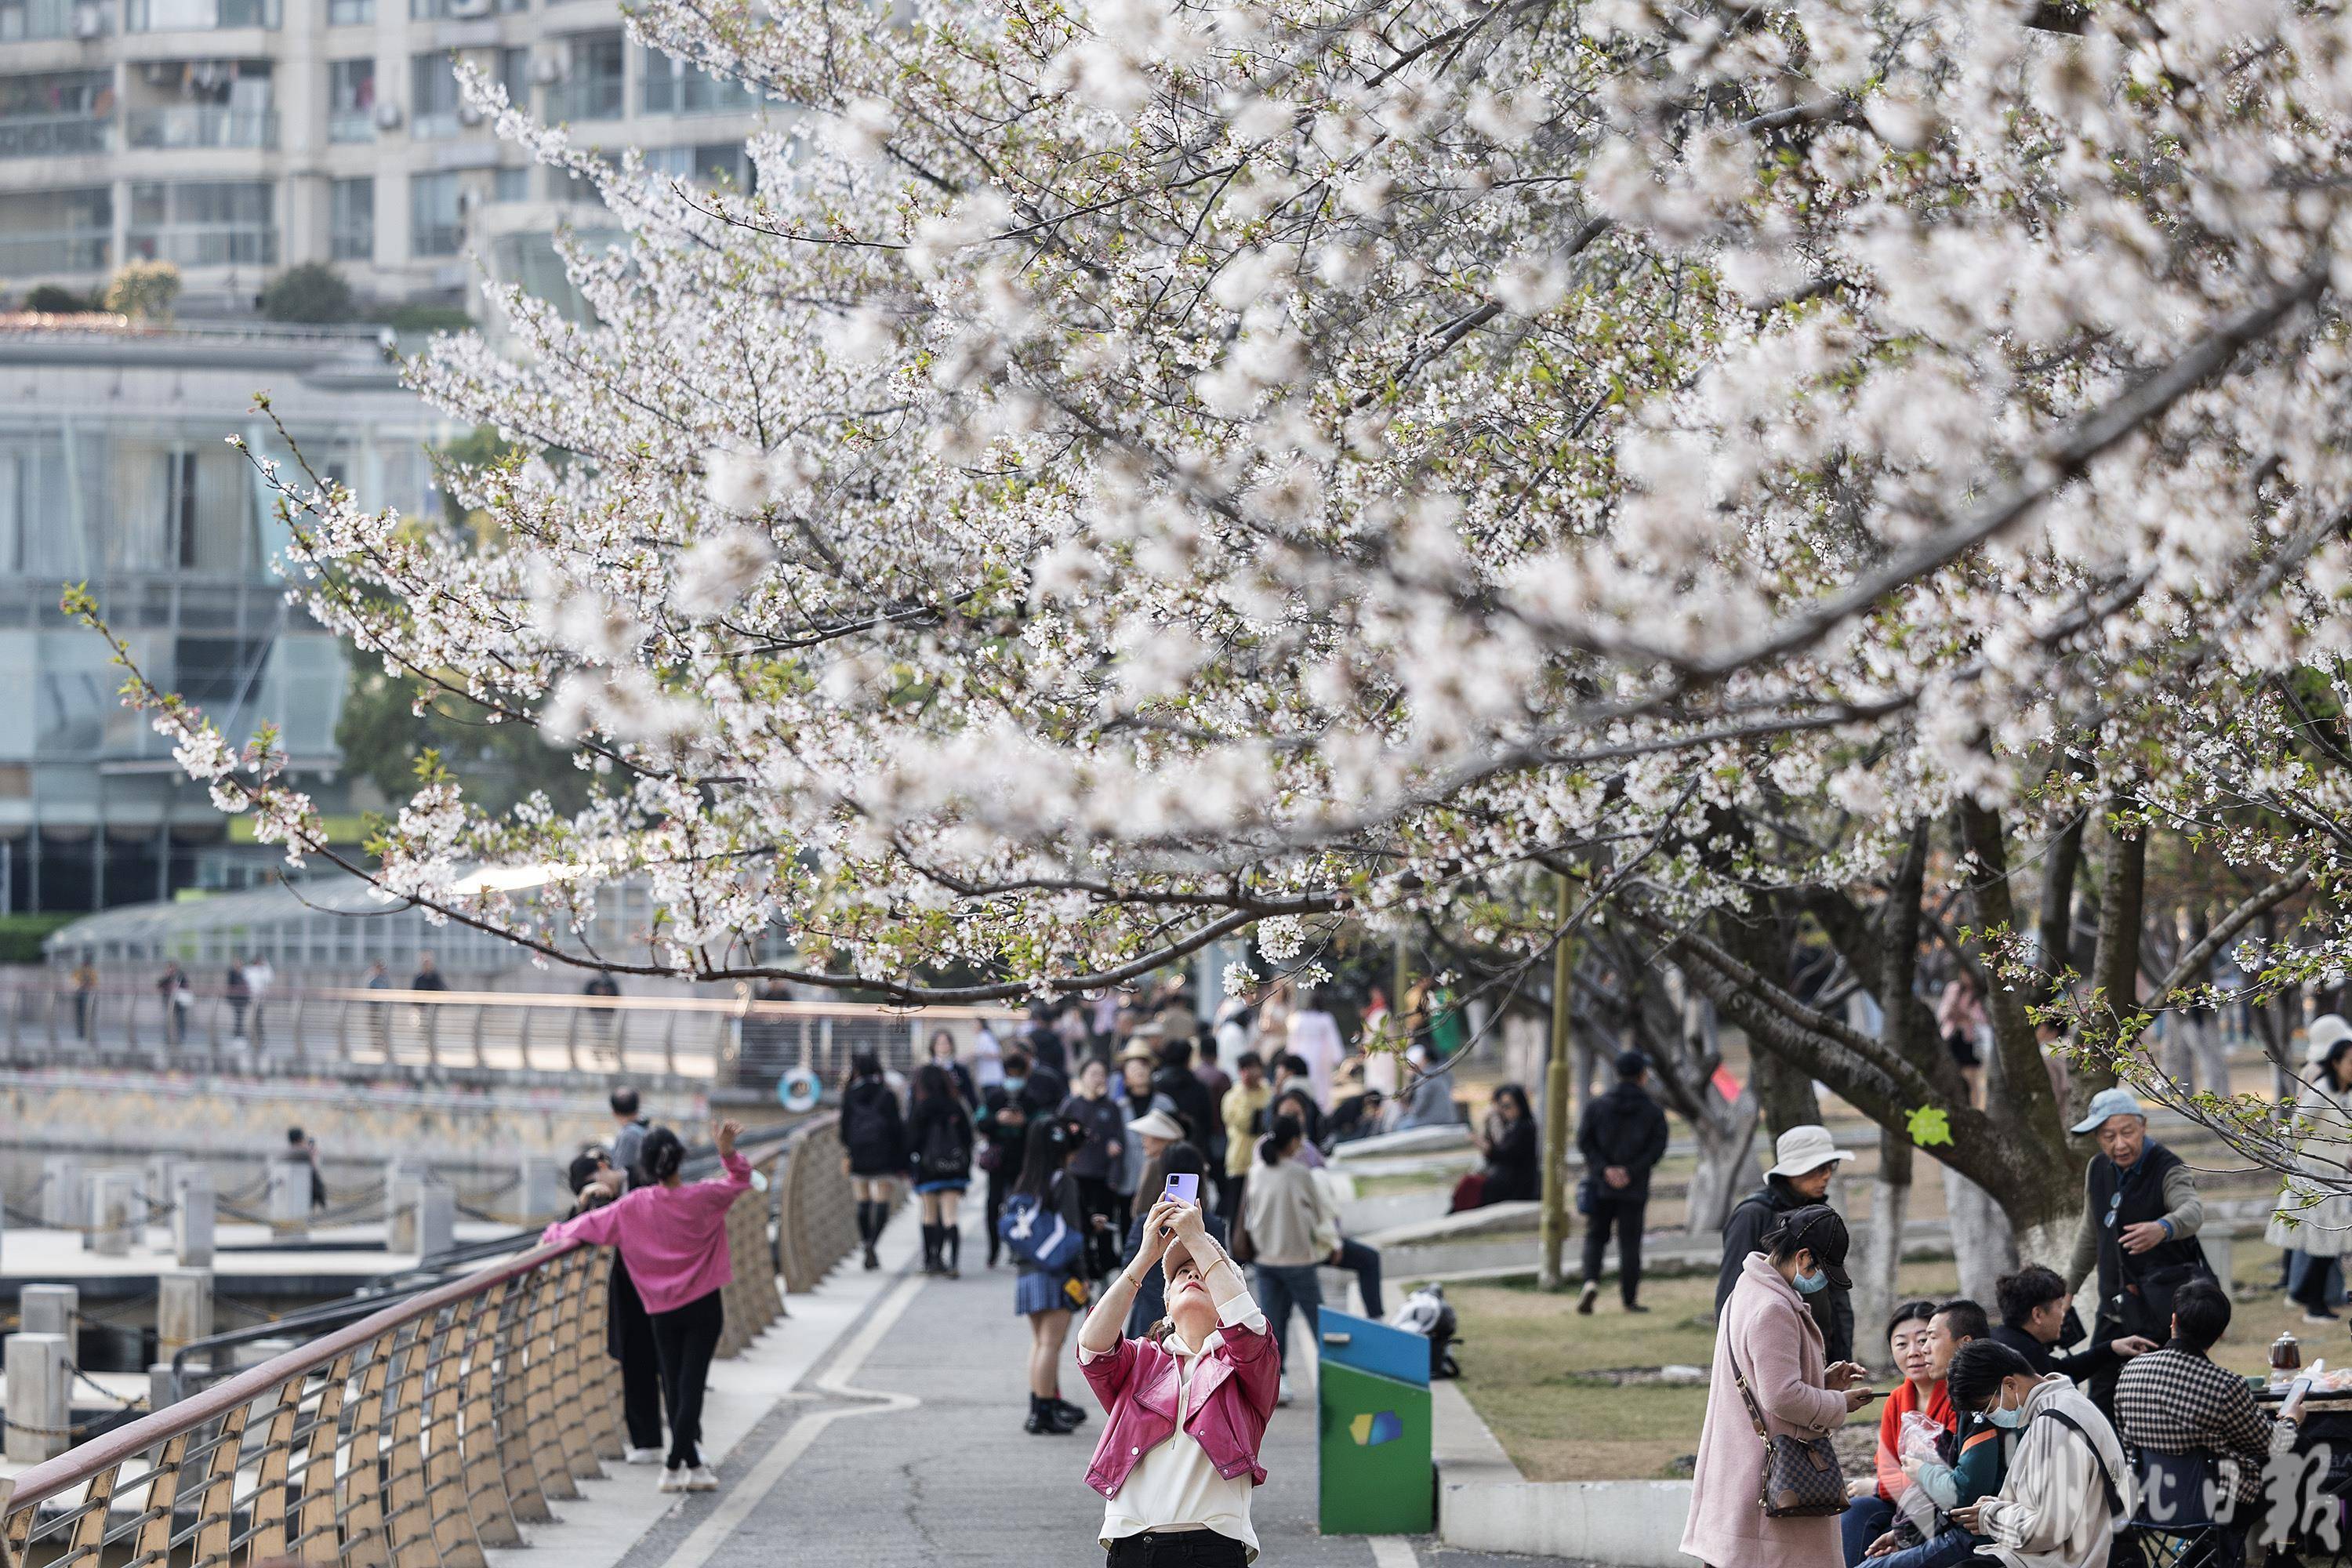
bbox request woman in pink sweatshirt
[543,1117,749,1492]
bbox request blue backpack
[997,1190,1084,1272]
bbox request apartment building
[0,0,773,310]
[0,317,463,911]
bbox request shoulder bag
[1730,1348,1850,1519]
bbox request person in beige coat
[1681,1205,1875,1568]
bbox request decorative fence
[0,982,1017,1094]
[0,1116,859,1568]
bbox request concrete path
[582,1206,1540,1568]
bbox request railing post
[289,991,307,1068]
[548,1250,603,1481]
[661,1007,679,1079]
[338,1332,398,1568]
[462,1279,528,1542]
[2,1333,68,1464]
[517,1261,579,1501]
[189,1395,250,1568]
[244,1376,306,1563]
[578,1254,624,1462]
[160,1269,215,1363]
[490,1275,552,1523]
[421,1301,488,1568]
[471,1004,488,1072]
[294,1351,355,1561]
[384,1319,441,1568]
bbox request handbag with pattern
[1731,1351,1850,1519]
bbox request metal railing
[124,107,277,150]
[0,116,113,159]
[2,979,1015,1090]
[0,1117,853,1568]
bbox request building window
[548,31,622,121]
[643,141,753,192]
[410,52,459,139]
[328,57,373,142]
[0,70,114,158]
[125,0,279,29]
[326,0,371,23]
[330,176,373,260]
[640,49,758,116]
[125,62,277,151]
[408,0,521,18]
[492,165,531,203]
[0,186,111,277]
[127,180,276,267]
[410,170,463,257]
[499,45,529,109]
[0,0,78,42]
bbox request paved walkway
[581,1207,1537,1568]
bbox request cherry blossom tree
[79,0,2352,1172]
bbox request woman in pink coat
[543,1118,748,1494]
[1682,1205,1875,1568]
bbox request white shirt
[1287,1010,1345,1109]
[972,1024,1004,1088]
[1091,1293,1266,1560]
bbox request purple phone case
[1164,1173,1200,1204]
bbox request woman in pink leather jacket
[1075,1193,1280,1566]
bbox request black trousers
[1106,1530,1250,1567]
[1076,1174,1120,1277]
[648,1287,725,1468]
[1581,1197,1646,1302]
[985,1166,1014,1264]
[609,1255,664,1451]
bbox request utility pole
[1538,869,1575,1291]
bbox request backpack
[917,1112,970,1181]
[842,1085,899,1159]
[997,1189,1084,1272]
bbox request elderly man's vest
[2087,1139,2210,1335]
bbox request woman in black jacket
[1058,1057,1128,1279]
[906,1062,975,1276]
[976,1048,1034,1268]
[1477,1083,1541,1203]
[838,1051,907,1271]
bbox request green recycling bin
[1316,1308,1434,1535]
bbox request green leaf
[1907,1105,1954,1148]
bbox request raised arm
[542,1189,633,1249]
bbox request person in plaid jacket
[2114,1277,2307,1508]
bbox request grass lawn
[1440,1240,2344,1482]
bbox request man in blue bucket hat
[2063,1087,2212,1417]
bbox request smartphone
[1164,1173,1200,1206]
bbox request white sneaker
[1276,1375,1293,1407]
[686,1465,719,1492]
[659,1467,688,1493]
[624,1446,663,1465]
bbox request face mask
[1793,1269,1828,1295]
[1005,1076,1026,1093]
[1985,1394,2024,1428]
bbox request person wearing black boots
[1007,1116,1093,1435]
[907,1062,975,1276]
[839,1050,907,1270]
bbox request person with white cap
[2268,1014,2352,1321]
[2063,1086,2211,1416]
[1715,1125,1859,1363]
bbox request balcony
[126,225,278,267]
[125,105,277,150]
[125,0,277,28]
[546,77,622,122]
[328,108,372,143]
[0,114,114,159]
[0,231,109,278]
[0,0,100,40]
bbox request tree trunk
[1940,1158,2020,1306]
[2075,806,2147,1114]
[1853,1127,1913,1367]
[1686,1093,1764,1237]
[1751,1044,1822,1143]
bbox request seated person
[1842,1301,1954,1564]
[1991,1264,2154,1382]
[2114,1277,2306,1530]
[1851,1305,2002,1568]
[1945,1340,2133,1568]
[1326,1088,1385,1145]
